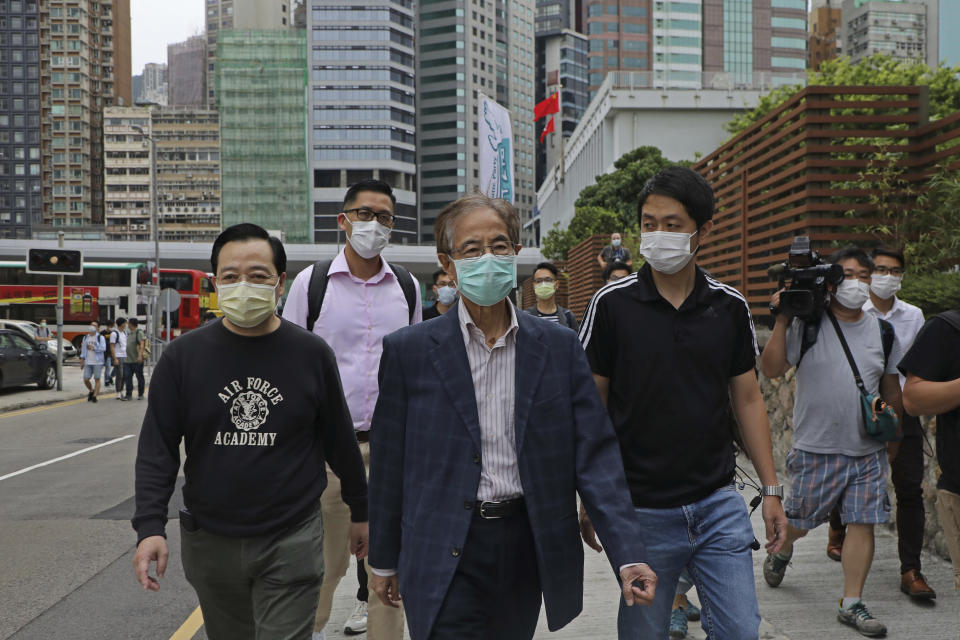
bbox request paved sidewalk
[0,360,151,414]
[319,479,958,639]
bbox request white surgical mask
[870,274,902,300]
[346,218,390,260]
[835,279,870,310]
[437,285,457,306]
[639,230,698,275]
[217,281,278,328]
[88,326,97,335]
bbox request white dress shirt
[864,295,925,388]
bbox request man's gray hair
[434,193,521,255]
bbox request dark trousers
[357,557,368,602]
[829,414,926,573]
[429,509,541,640]
[114,360,125,395]
[123,361,144,399]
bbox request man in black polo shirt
[579,166,787,640]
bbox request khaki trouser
[936,489,960,591]
[314,441,405,638]
[181,501,323,640]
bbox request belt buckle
[478,501,501,520]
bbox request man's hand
[620,563,657,606]
[349,521,369,560]
[762,496,788,555]
[370,573,401,608]
[133,535,168,592]
[887,441,901,464]
[578,504,603,553]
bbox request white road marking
[0,434,136,482]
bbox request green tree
[541,146,681,260]
[725,55,960,136]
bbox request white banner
[478,93,515,203]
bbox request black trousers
[429,509,542,640]
[829,414,925,573]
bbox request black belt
[356,430,370,443]
[474,497,525,519]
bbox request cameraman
[760,247,904,637]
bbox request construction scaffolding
[216,30,309,242]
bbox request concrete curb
[0,390,90,414]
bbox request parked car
[0,320,77,361]
[0,329,57,390]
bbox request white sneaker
[312,631,325,640]
[343,600,368,635]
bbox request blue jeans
[103,357,112,383]
[618,485,760,640]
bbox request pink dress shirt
[282,250,422,431]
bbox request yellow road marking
[169,606,204,640]
[0,396,89,419]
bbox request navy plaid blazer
[368,303,647,639]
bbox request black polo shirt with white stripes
[580,263,758,509]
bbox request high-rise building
[0,0,43,239]
[583,0,807,96]
[809,0,843,70]
[103,106,152,241]
[168,35,207,107]
[416,0,537,244]
[843,0,939,67]
[152,107,221,242]
[204,0,291,106]
[104,105,222,242]
[38,0,133,234]
[941,0,960,67]
[139,62,168,105]
[306,0,418,244]
[216,29,309,241]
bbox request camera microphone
[767,263,788,279]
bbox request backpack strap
[389,263,418,325]
[306,259,334,333]
[555,306,570,329]
[878,318,895,368]
[937,309,960,333]
[796,313,823,368]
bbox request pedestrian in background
[123,317,146,401]
[579,166,786,640]
[80,321,105,403]
[113,317,127,400]
[602,261,632,286]
[368,193,656,640]
[132,223,369,640]
[283,179,418,640]
[597,232,633,270]
[524,261,578,331]
[423,268,457,320]
[900,307,960,596]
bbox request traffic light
[26,248,84,275]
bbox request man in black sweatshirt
[132,224,369,640]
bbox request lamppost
[132,124,160,363]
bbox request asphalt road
[1,389,957,640]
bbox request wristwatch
[762,485,784,499]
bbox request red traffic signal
[26,248,84,275]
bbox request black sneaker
[837,601,887,637]
[87,391,93,402]
[91,395,98,403]
[763,548,793,587]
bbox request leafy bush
[899,271,960,317]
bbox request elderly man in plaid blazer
[367,194,655,640]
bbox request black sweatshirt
[132,318,368,543]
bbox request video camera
[767,236,843,321]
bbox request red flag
[534,92,560,121]
[539,116,555,143]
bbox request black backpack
[305,259,418,333]
[938,309,960,332]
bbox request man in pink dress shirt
[283,179,421,640]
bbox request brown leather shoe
[826,525,844,562]
[901,570,937,600]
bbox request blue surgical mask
[452,253,516,307]
[437,285,458,306]
[612,238,622,247]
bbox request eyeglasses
[451,240,515,260]
[217,272,278,285]
[344,207,395,228]
[873,266,904,276]
[533,277,556,285]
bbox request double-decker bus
[0,262,218,349]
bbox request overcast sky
[131,0,204,73]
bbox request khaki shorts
[936,489,960,591]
